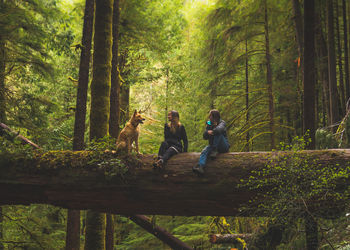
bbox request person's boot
[192,164,205,174]
[209,149,218,159]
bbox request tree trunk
[67,1,94,249]
[0,34,6,123]
[128,215,193,250]
[291,0,304,72]
[316,11,331,126]
[89,0,113,141]
[1,149,350,217]
[245,38,250,151]
[105,214,114,250]
[66,210,81,250]
[72,0,94,151]
[303,0,316,148]
[327,0,341,128]
[343,0,350,104]
[120,83,130,126]
[85,0,113,249]
[109,0,120,139]
[264,0,275,150]
[85,212,106,250]
[336,0,346,115]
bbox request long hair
[169,110,181,133]
[209,109,220,125]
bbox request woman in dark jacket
[154,110,188,168]
[193,109,229,174]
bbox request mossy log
[0,149,349,216]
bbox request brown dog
[116,110,145,154]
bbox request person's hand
[208,130,214,135]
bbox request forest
[1,0,350,249]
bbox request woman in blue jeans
[193,109,230,174]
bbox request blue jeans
[199,134,229,167]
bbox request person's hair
[209,109,221,124]
[169,110,181,133]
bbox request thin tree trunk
[72,0,94,151]
[85,0,113,248]
[327,0,341,128]
[0,207,3,250]
[303,0,316,149]
[245,38,250,151]
[336,0,346,116]
[67,1,94,249]
[316,11,331,126]
[119,51,129,126]
[0,34,6,123]
[342,0,350,106]
[264,0,275,150]
[105,214,114,250]
[109,0,120,139]
[292,0,304,72]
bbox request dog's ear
[133,110,137,116]
[138,110,142,114]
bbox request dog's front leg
[127,138,132,154]
[135,136,140,154]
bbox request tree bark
[105,214,114,250]
[303,0,316,148]
[209,233,252,244]
[343,0,350,103]
[0,149,350,216]
[291,0,304,73]
[264,0,275,150]
[0,34,5,123]
[66,210,81,250]
[336,0,346,115]
[85,0,113,249]
[73,0,94,151]
[245,38,250,151]
[327,0,341,128]
[128,215,193,250]
[109,0,120,139]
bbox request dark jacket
[203,119,228,145]
[164,123,188,152]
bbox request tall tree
[303,1,318,249]
[263,0,275,149]
[327,0,341,127]
[342,0,350,104]
[66,0,95,250]
[109,0,121,138]
[85,0,113,249]
[335,0,345,115]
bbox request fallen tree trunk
[209,233,252,244]
[128,215,193,250]
[0,149,349,216]
[0,123,40,149]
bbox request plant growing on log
[240,135,350,247]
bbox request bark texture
[0,150,349,216]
